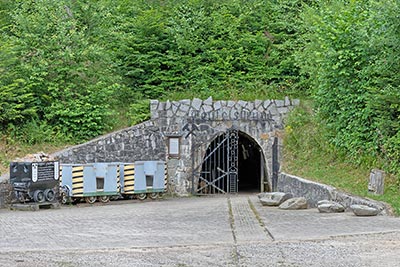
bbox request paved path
[1,194,400,266]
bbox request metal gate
[192,129,239,195]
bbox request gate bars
[192,128,239,195]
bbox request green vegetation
[283,102,400,214]
[0,0,399,212]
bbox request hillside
[0,1,399,211]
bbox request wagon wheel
[98,195,110,203]
[33,190,45,203]
[60,187,70,204]
[85,196,97,204]
[44,189,56,202]
[157,192,164,199]
[137,193,147,201]
[61,194,69,205]
[149,192,158,200]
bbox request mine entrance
[237,132,266,192]
[194,130,267,195]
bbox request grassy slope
[281,101,400,215]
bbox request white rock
[279,197,308,210]
[259,192,293,206]
[318,202,345,213]
[351,204,380,216]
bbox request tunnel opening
[195,130,267,194]
[237,132,264,193]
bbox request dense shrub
[299,0,400,175]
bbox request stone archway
[55,97,298,196]
[194,130,268,195]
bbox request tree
[299,0,400,174]
[0,0,123,142]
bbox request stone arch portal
[54,97,299,196]
[194,130,268,195]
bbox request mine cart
[60,163,120,204]
[124,161,166,200]
[10,161,60,203]
[60,161,167,204]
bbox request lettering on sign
[189,110,274,121]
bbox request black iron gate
[192,129,239,195]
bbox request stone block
[227,100,236,107]
[284,96,291,106]
[202,105,213,113]
[166,109,174,117]
[351,204,380,216]
[157,102,166,111]
[246,102,254,110]
[277,107,289,115]
[163,100,170,110]
[172,103,179,114]
[254,99,262,109]
[214,101,222,110]
[204,96,213,106]
[279,197,308,210]
[151,109,159,119]
[317,200,333,206]
[150,100,159,111]
[192,98,202,111]
[263,100,272,109]
[268,104,278,115]
[259,192,293,206]
[180,99,191,106]
[275,100,285,107]
[317,201,345,213]
[237,100,247,108]
[180,104,190,113]
[368,169,385,195]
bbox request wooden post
[368,169,385,195]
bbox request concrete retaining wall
[278,172,393,215]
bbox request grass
[281,101,400,215]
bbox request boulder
[317,202,345,213]
[351,204,380,216]
[279,197,308,210]
[258,192,293,206]
[317,200,333,206]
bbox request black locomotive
[9,161,60,203]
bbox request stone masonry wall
[151,97,299,195]
[53,97,299,195]
[53,120,165,164]
[278,172,392,215]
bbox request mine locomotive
[9,161,59,203]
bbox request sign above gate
[189,109,274,121]
[150,97,299,126]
